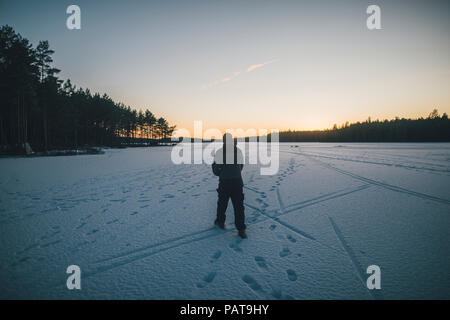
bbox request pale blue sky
[1,0,449,134]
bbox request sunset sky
[1,0,449,136]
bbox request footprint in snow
[229,239,243,253]
[286,269,297,281]
[196,272,217,288]
[242,275,263,292]
[279,246,291,257]
[210,250,222,262]
[286,234,297,243]
[254,256,268,269]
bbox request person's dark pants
[216,179,246,231]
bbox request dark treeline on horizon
[270,110,450,143]
[0,25,175,154]
[195,111,450,143]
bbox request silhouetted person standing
[212,133,247,238]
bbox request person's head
[223,133,233,147]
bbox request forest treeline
[272,110,450,142]
[0,25,175,154]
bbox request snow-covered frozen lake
[1,143,449,299]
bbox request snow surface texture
[0,143,449,299]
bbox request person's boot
[214,219,225,229]
[238,230,247,239]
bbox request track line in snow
[284,150,450,206]
[282,184,371,215]
[243,185,262,194]
[95,227,218,263]
[276,188,285,213]
[284,186,361,210]
[328,217,383,300]
[86,230,222,278]
[299,151,450,175]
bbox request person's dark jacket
[212,146,244,183]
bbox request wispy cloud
[202,59,278,89]
[246,59,279,73]
[201,71,240,89]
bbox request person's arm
[212,149,224,176]
[212,162,223,176]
